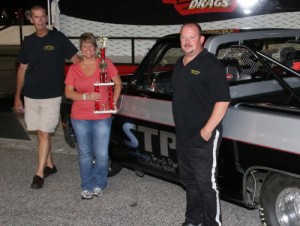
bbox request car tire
[259,173,300,226]
[108,159,122,177]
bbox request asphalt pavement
[0,114,262,226]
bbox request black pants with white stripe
[177,129,222,226]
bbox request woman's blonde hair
[79,33,98,49]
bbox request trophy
[94,37,116,114]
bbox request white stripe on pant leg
[212,130,222,226]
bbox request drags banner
[58,0,300,25]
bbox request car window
[217,37,300,83]
[134,35,300,95]
[135,44,181,95]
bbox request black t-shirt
[19,30,78,99]
[172,49,231,144]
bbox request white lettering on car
[123,123,138,148]
[138,126,158,153]
[122,122,176,158]
[160,131,176,157]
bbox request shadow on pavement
[0,95,30,140]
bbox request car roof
[159,28,300,54]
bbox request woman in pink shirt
[65,33,122,199]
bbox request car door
[109,39,182,182]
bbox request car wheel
[259,173,300,226]
[108,159,122,177]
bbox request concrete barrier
[0,25,35,45]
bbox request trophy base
[94,109,117,114]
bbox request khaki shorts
[24,96,62,133]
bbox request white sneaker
[81,190,93,199]
[93,187,103,197]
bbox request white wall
[0,25,35,45]
[59,12,300,59]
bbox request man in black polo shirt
[172,23,231,226]
[14,5,80,189]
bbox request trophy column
[94,37,116,114]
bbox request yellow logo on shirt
[44,45,55,51]
[191,69,200,75]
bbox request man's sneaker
[93,187,103,197]
[44,165,57,178]
[31,175,44,189]
[81,190,93,199]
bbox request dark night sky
[1,0,47,24]
[1,0,47,15]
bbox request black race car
[61,29,300,226]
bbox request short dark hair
[181,23,202,35]
[30,5,47,17]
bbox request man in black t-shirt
[14,5,80,189]
[172,23,231,226]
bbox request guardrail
[68,36,159,64]
[0,25,160,64]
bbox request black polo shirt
[19,30,78,99]
[172,49,231,144]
